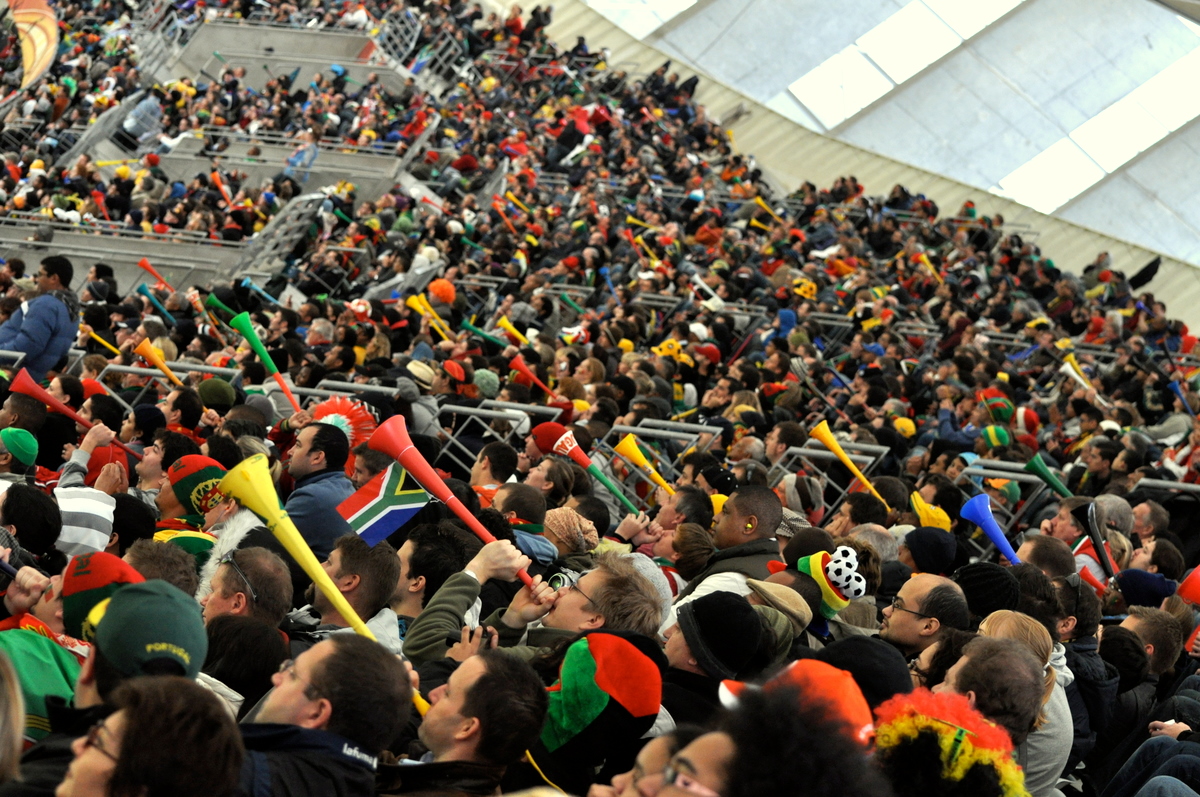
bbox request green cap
[93,581,207,679]
[0,427,38,467]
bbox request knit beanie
[794,546,867,619]
[167,455,227,516]
[951,562,1020,619]
[60,551,145,640]
[977,388,1015,423]
[84,445,127,487]
[131,404,166,440]
[814,636,914,709]
[543,507,599,553]
[981,425,1011,448]
[0,427,37,466]
[1117,568,1178,607]
[473,369,500,399]
[677,592,764,680]
[86,281,109,301]
[244,394,277,426]
[904,527,958,575]
[197,378,236,412]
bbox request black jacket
[0,698,110,797]
[238,724,377,797]
[661,668,721,728]
[376,759,506,796]
[1063,636,1119,769]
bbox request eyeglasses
[220,551,257,603]
[889,597,932,619]
[662,764,721,797]
[568,578,595,607]
[82,721,118,763]
[278,658,320,697]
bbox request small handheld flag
[337,464,429,545]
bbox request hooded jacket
[675,538,782,600]
[0,290,78,381]
[1017,649,1074,797]
[238,723,377,797]
[283,604,405,656]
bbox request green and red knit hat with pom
[167,455,227,517]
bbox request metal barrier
[436,404,527,476]
[231,193,326,278]
[315,380,398,397]
[0,350,26,370]
[55,90,147,169]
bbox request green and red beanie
[60,551,145,640]
[167,455,227,516]
[977,388,1015,423]
[542,631,664,755]
[795,546,867,619]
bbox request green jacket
[403,572,575,667]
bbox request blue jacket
[0,294,74,381]
[286,469,355,560]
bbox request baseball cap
[0,427,37,466]
[92,580,207,678]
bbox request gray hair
[850,525,898,562]
[1095,494,1133,537]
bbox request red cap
[145,153,159,166]
[81,379,108,399]
[442,360,465,382]
[694,343,721,365]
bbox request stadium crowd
[0,2,1199,797]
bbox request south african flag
[337,464,428,546]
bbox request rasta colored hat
[910,491,951,531]
[91,580,207,679]
[0,427,37,466]
[981,425,1011,448]
[904,527,958,576]
[874,689,1026,797]
[167,455,227,516]
[60,551,145,640]
[794,546,867,619]
[976,388,1015,423]
[677,592,764,680]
